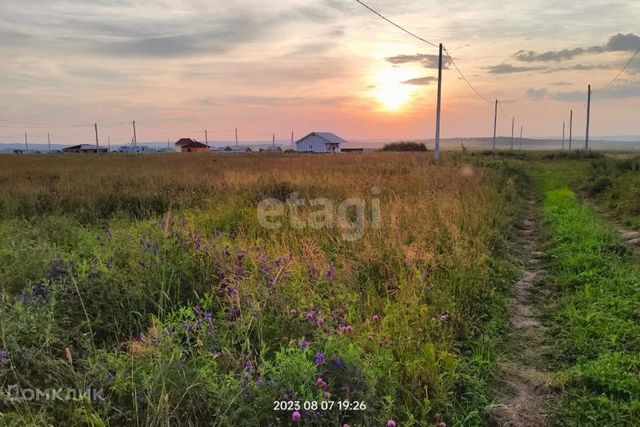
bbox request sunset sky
[1,0,639,146]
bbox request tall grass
[0,153,521,425]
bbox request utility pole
[291,131,294,149]
[94,123,99,150]
[585,84,591,151]
[24,132,29,151]
[205,130,208,148]
[520,126,523,150]
[510,116,515,150]
[273,133,276,147]
[434,43,443,161]
[48,132,51,153]
[569,109,573,150]
[492,100,498,153]
[235,128,239,155]
[132,120,137,148]
[562,122,565,151]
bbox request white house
[118,145,155,153]
[295,132,347,153]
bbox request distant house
[118,145,155,153]
[266,145,283,153]
[295,132,347,153]
[214,145,253,153]
[175,138,208,153]
[63,144,108,153]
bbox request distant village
[12,132,377,154]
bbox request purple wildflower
[372,314,381,322]
[300,339,308,350]
[255,377,264,386]
[332,358,344,367]
[324,266,335,280]
[194,237,202,250]
[194,305,204,316]
[0,349,9,365]
[244,360,254,373]
[314,352,325,365]
[316,317,325,326]
[439,314,448,322]
[387,420,396,427]
[292,411,302,422]
[204,312,213,323]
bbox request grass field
[0,153,523,426]
[1,152,638,426]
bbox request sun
[371,66,419,112]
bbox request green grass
[0,154,524,426]
[584,156,640,229]
[536,170,640,426]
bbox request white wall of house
[295,135,340,152]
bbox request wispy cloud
[401,76,437,85]
[386,54,451,69]
[513,33,640,62]
[526,88,548,99]
[553,80,640,101]
[486,63,544,74]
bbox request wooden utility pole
[291,131,294,148]
[519,126,523,150]
[24,132,29,151]
[434,43,443,161]
[569,109,573,150]
[132,120,137,147]
[562,122,565,151]
[94,123,99,150]
[272,133,275,147]
[510,116,515,150]
[235,128,239,155]
[585,85,591,150]
[205,130,209,148]
[492,100,498,152]
[48,132,51,153]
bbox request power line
[353,1,495,105]
[443,47,493,104]
[353,0,438,48]
[599,46,640,91]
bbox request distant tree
[381,142,428,152]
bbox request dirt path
[491,200,554,426]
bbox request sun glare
[371,66,420,112]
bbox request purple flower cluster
[0,349,9,365]
[314,352,325,365]
[324,266,336,280]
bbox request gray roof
[296,132,347,145]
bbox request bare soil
[491,202,554,426]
